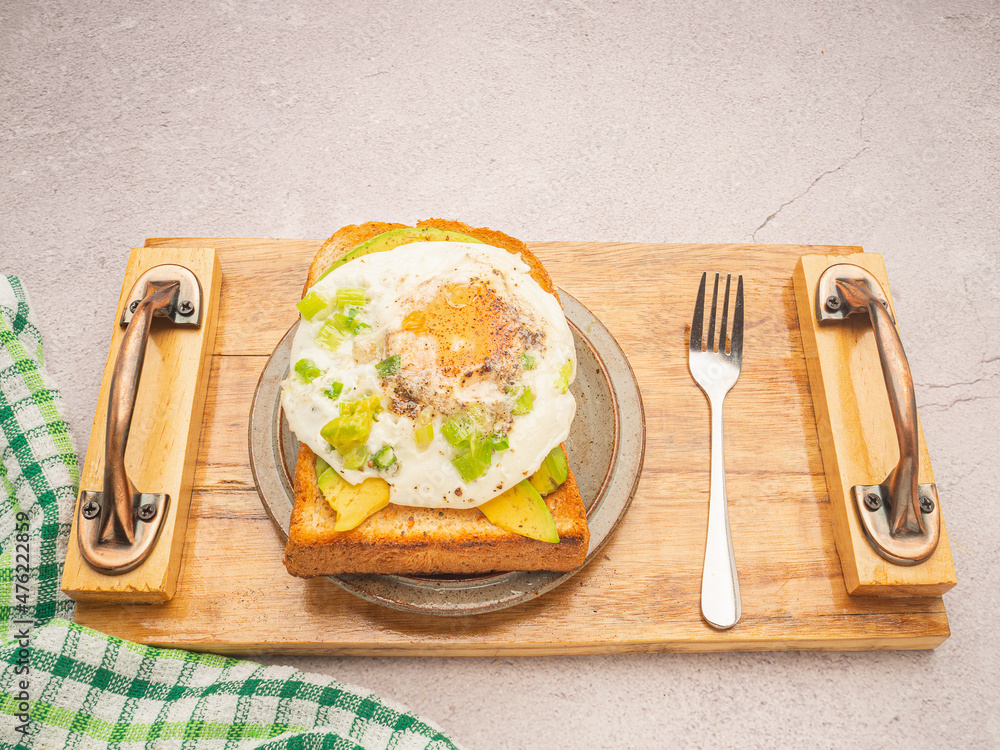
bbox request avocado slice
[316,466,390,531]
[317,226,484,282]
[528,446,569,496]
[478,480,559,543]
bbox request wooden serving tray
[72,238,950,653]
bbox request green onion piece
[296,291,327,320]
[488,433,509,452]
[373,445,396,469]
[346,310,369,333]
[452,428,501,484]
[336,287,368,309]
[521,352,535,370]
[375,354,401,377]
[471,434,493,468]
[316,317,346,351]
[556,360,573,393]
[414,408,434,450]
[318,312,368,345]
[324,382,343,400]
[341,445,368,470]
[414,422,434,449]
[511,386,534,416]
[442,406,487,449]
[331,312,353,334]
[320,394,381,455]
[294,358,322,383]
[452,449,489,483]
[344,308,370,331]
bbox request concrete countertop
[4,1,997,747]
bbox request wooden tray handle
[77,265,203,575]
[816,263,941,566]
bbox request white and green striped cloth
[0,276,461,749]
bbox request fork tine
[707,273,720,352]
[691,272,706,351]
[720,274,731,355]
[731,275,744,359]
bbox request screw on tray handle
[77,264,202,575]
[816,263,941,566]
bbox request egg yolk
[400,282,521,379]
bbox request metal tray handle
[77,264,202,574]
[817,263,941,565]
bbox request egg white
[280,241,576,509]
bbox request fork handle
[701,397,741,629]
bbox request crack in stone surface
[752,146,869,242]
[859,79,882,143]
[920,378,996,391]
[921,394,997,411]
[752,83,880,242]
[918,369,1000,408]
[918,361,1000,391]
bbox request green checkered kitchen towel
[0,276,462,749]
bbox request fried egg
[280,241,577,508]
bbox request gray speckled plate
[249,290,644,616]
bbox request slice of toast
[283,220,590,576]
[284,443,589,576]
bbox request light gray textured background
[3,1,998,748]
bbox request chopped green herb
[373,445,396,469]
[336,287,369,309]
[488,433,509,452]
[316,308,370,350]
[331,312,368,336]
[471,434,493,468]
[323,382,343,400]
[511,386,534,416]
[414,408,434,450]
[341,445,368,471]
[556,360,573,393]
[296,291,328,320]
[452,449,489,483]
[442,417,471,449]
[451,430,504,484]
[375,354,401,377]
[521,352,536,370]
[414,422,434,449]
[316,317,346,350]
[294,358,322,383]
[442,405,487,449]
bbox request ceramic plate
[249,290,644,615]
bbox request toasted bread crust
[305,219,555,296]
[305,221,409,293]
[284,220,588,576]
[415,218,555,295]
[284,444,589,576]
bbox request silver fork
[689,272,744,630]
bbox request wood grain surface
[70,237,951,653]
